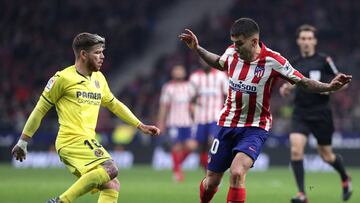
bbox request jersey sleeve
[103,98,141,127]
[218,45,235,70]
[270,53,304,84]
[42,73,65,104]
[99,74,140,127]
[22,96,53,137]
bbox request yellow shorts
[58,137,112,177]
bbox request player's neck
[75,62,92,77]
[245,44,262,62]
[253,44,262,60]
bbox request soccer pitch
[0,164,358,203]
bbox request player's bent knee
[230,170,244,180]
[108,166,118,180]
[101,160,119,179]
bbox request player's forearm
[107,98,141,127]
[196,46,224,71]
[22,97,52,137]
[19,133,32,142]
[297,77,331,93]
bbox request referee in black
[280,24,352,203]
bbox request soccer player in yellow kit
[11,32,160,203]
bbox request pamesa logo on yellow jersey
[76,91,102,105]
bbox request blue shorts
[194,122,221,143]
[207,126,269,173]
[167,127,192,143]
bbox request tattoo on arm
[297,77,331,93]
[196,46,225,71]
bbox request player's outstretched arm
[296,73,352,93]
[11,96,52,162]
[104,98,160,136]
[179,29,225,71]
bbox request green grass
[0,164,359,203]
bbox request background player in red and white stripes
[179,17,352,203]
[189,59,228,170]
[157,65,195,182]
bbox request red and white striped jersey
[218,42,304,131]
[189,69,228,124]
[160,80,194,127]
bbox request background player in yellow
[11,32,160,203]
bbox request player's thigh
[232,127,269,166]
[289,133,308,149]
[168,127,192,144]
[291,116,310,137]
[207,127,236,173]
[59,138,112,176]
[309,116,334,146]
[194,123,209,144]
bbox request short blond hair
[72,32,105,58]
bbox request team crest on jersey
[94,80,100,89]
[284,62,292,71]
[45,77,56,92]
[94,149,104,157]
[254,66,265,78]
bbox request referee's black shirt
[291,52,338,117]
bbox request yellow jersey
[23,65,141,150]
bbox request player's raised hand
[11,144,26,162]
[138,123,161,136]
[178,29,199,50]
[329,73,352,91]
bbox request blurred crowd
[1,0,360,136]
[118,0,360,135]
[0,0,175,132]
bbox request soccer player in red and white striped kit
[189,59,228,170]
[179,17,352,203]
[157,64,195,182]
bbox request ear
[79,50,87,60]
[252,38,259,47]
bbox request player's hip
[58,138,111,176]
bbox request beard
[238,50,252,61]
[86,59,100,72]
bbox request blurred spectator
[118,0,360,134]
[0,0,176,132]
[1,0,359,137]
